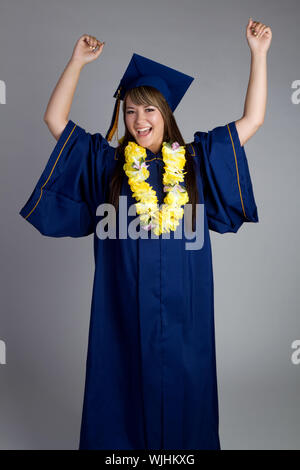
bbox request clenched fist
[70,34,105,67]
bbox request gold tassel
[106,88,121,142]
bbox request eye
[126,108,155,114]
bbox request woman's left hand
[246,18,272,54]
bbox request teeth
[137,127,151,133]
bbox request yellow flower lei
[123,140,189,236]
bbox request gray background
[1,0,299,450]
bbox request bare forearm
[243,52,267,125]
[43,59,83,124]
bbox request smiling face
[124,94,165,154]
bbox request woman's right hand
[70,34,105,67]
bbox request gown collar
[145,146,162,160]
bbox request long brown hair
[108,85,199,231]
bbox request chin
[137,137,154,145]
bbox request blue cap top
[114,53,194,112]
[105,53,194,142]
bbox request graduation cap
[105,53,194,142]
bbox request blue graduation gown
[19,119,258,450]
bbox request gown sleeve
[193,120,259,234]
[19,119,111,238]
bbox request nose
[135,109,148,124]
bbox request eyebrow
[126,105,154,109]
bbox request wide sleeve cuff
[225,120,259,224]
[193,120,259,233]
[19,120,94,237]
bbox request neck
[130,137,163,154]
[147,143,162,154]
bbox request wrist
[251,50,268,59]
[68,57,85,71]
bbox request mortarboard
[105,53,194,142]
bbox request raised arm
[235,18,272,146]
[43,34,105,141]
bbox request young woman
[20,18,272,450]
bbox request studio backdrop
[0,0,299,450]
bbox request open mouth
[136,127,152,137]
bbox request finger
[82,35,91,46]
[95,40,105,51]
[88,39,98,50]
[92,41,105,53]
[263,27,271,36]
[250,21,258,36]
[93,42,105,56]
[256,26,264,39]
[88,36,96,47]
[85,35,97,47]
[247,21,255,33]
[253,21,262,33]
[257,24,267,39]
[85,37,92,47]
[262,27,271,38]
[248,18,257,30]
[90,37,102,50]
[255,23,265,37]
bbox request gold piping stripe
[146,156,163,162]
[227,123,247,219]
[24,123,77,220]
[188,143,196,156]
